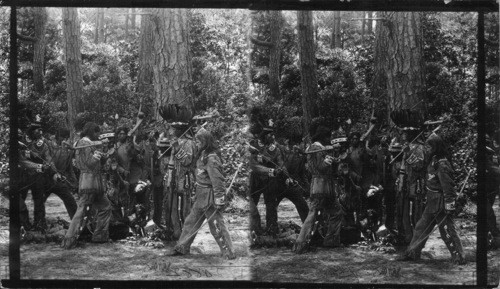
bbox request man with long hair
[164,123,197,240]
[293,125,344,253]
[171,128,235,259]
[62,122,112,249]
[398,132,465,264]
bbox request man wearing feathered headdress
[159,104,198,240]
[391,109,426,245]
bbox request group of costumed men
[248,106,500,264]
[13,103,500,264]
[16,104,235,259]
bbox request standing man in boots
[398,133,466,264]
[172,129,235,259]
[62,122,112,249]
[293,125,344,253]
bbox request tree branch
[250,36,273,48]
[18,33,37,42]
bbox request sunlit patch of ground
[252,197,495,286]
[0,193,252,281]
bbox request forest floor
[251,198,500,286]
[0,193,252,282]
[0,193,499,286]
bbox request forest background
[0,8,498,206]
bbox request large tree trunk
[371,14,389,122]
[268,10,282,99]
[297,11,318,141]
[376,12,426,115]
[332,11,342,49]
[62,8,84,139]
[136,10,154,116]
[33,7,48,95]
[151,9,193,120]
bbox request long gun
[389,122,443,165]
[157,121,208,160]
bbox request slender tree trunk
[361,12,366,43]
[367,11,373,34]
[131,8,136,30]
[125,9,129,37]
[62,8,84,139]
[98,8,105,43]
[269,10,283,99]
[151,9,193,120]
[33,7,48,95]
[297,11,318,141]
[136,10,154,116]
[377,12,426,114]
[94,10,99,44]
[332,11,342,49]
[246,10,254,90]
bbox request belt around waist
[196,182,212,188]
[312,175,329,178]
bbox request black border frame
[1,0,498,287]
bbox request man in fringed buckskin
[171,128,235,259]
[293,125,344,253]
[62,122,112,249]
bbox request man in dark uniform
[18,127,49,230]
[486,136,500,249]
[27,122,71,231]
[276,138,309,223]
[248,128,286,236]
[45,128,78,220]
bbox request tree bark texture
[136,10,154,110]
[94,10,99,44]
[246,10,253,90]
[62,8,84,138]
[131,8,136,30]
[371,15,389,122]
[33,7,48,95]
[297,11,318,140]
[376,12,426,113]
[332,11,342,49]
[367,11,373,34]
[151,9,193,120]
[125,9,129,37]
[362,12,366,42]
[268,10,283,99]
[98,8,105,43]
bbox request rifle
[157,121,208,160]
[389,121,444,165]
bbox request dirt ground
[1,193,499,286]
[0,193,252,281]
[251,198,500,286]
